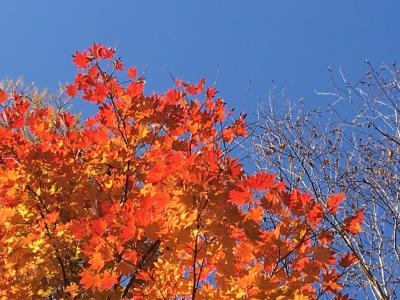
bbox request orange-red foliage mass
[0,44,362,299]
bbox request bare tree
[250,62,400,299]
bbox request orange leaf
[206,87,216,99]
[326,193,345,214]
[70,220,89,240]
[100,271,118,290]
[114,59,124,71]
[65,84,78,97]
[63,112,75,128]
[229,185,251,205]
[246,206,264,223]
[121,218,135,243]
[307,203,323,228]
[89,252,104,272]
[339,253,357,267]
[92,219,107,236]
[222,127,234,142]
[73,51,90,69]
[246,172,275,190]
[314,247,335,266]
[44,211,59,225]
[80,269,101,290]
[0,88,8,103]
[126,82,143,98]
[127,66,137,79]
[344,208,365,234]
[89,43,115,60]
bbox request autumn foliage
[0,44,363,299]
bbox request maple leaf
[344,208,365,234]
[293,256,310,271]
[319,231,333,245]
[114,59,124,71]
[89,252,104,272]
[0,88,8,103]
[339,253,357,267]
[186,78,205,95]
[245,206,264,223]
[100,271,118,290]
[93,83,109,102]
[72,51,91,69]
[90,43,104,59]
[164,89,181,105]
[314,247,335,266]
[80,269,101,290]
[246,172,275,190]
[121,219,135,243]
[65,283,79,297]
[127,66,137,79]
[92,218,107,236]
[126,82,143,98]
[323,271,342,293]
[44,211,59,225]
[229,185,251,205]
[65,84,78,97]
[134,209,151,227]
[293,294,310,300]
[89,43,114,60]
[326,193,345,214]
[206,87,216,99]
[307,203,324,228]
[222,127,234,142]
[123,250,138,265]
[63,112,75,128]
[70,220,89,239]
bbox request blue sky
[1,1,399,117]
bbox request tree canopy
[0,44,362,299]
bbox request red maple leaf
[126,82,143,98]
[0,88,8,103]
[70,220,89,240]
[326,193,345,214]
[91,218,107,236]
[339,253,357,267]
[114,59,124,71]
[80,269,101,290]
[72,51,91,69]
[229,185,251,205]
[206,87,216,99]
[89,252,104,272]
[307,203,324,228]
[127,66,137,79]
[344,209,365,234]
[63,112,75,128]
[100,271,118,290]
[65,84,77,97]
[246,172,275,190]
[89,43,114,60]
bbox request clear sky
[1,1,399,117]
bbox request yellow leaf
[138,125,148,139]
[29,238,44,253]
[17,204,29,217]
[104,179,113,189]
[49,185,57,195]
[65,283,79,297]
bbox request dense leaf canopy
[0,44,362,299]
